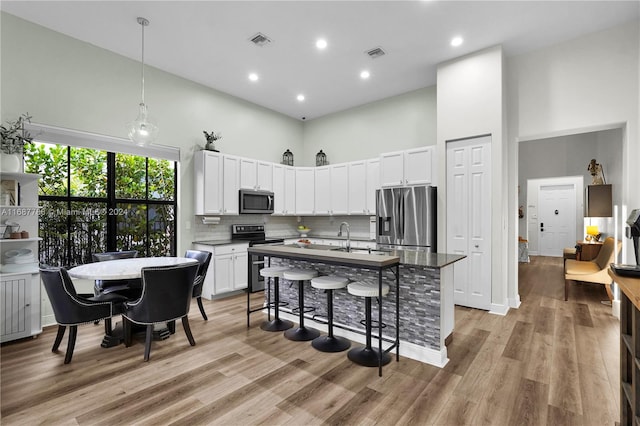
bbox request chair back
[184,250,212,298]
[92,250,138,263]
[594,237,622,270]
[123,263,198,325]
[40,267,112,325]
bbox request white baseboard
[508,296,521,309]
[489,303,510,316]
[41,314,56,328]
[277,310,449,368]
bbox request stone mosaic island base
[248,245,464,367]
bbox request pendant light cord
[137,17,149,105]
[141,20,145,104]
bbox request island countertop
[248,244,465,269]
[248,244,400,268]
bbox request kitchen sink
[329,246,391,256]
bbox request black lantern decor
[282,149,294,166]
[315,149,327,166]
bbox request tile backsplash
[192,214,373,242]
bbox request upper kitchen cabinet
[314,166,331,215]
[193,151,240,215]
[295,167,315,215]
[348,159,379,215]
[380,146,436,188]
[366,158,380,214]
[240,158,273,191]
[194,150,223,215]
[272,164,296,215]
[314,164,348,216]
[222,155,240,215]
[329,164,348,215]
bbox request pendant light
[127,17,158,146]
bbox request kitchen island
[247,244,464,367]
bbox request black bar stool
[347,281,391,367]
[311,275,351,352]
[283,268,320,341]
[260,266,294,332]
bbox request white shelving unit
[0,172,42,342]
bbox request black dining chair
[40,266,128,364]
[92,250,141,299]
[122,263,199,361]
[184,249,213,321]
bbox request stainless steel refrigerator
[376,185,437,252]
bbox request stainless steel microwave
[239,189,274,214]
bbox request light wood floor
[1,256,619,425]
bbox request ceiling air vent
[366,47,386,59]
[249,32,272,47]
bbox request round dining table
[68,256,198,280]
[68,256,199,347]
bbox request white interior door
[538,184,576,256]
[447,136,492,311]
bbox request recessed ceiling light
[360,70,370,79]
[297,94,305,102]
[316,39,327,50]
[451,36,463,47]
[248,73,259,82]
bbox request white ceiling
[2,1,638,121]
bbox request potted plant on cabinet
[1,113,33,173]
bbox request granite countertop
[248,244,400,268]
[193,236,376,247]
[194,239,465,268]
[389,250,466,268]
[193,239,236,246]
[248,244,465,269]
[273,235,376,243]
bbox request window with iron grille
[24,142,177,267]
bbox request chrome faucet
[338,222,351,252]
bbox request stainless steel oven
[231,224,284,292]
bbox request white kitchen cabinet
[0,172,42,342]
[233,251,248,290]
[404,146,434,185]
[240,158,273,191]
[380,151,405,187]
[295,168,315,215]
[222,155,240,215]
[194,243,248,298]
[214,244,248,293]
[273,164,296,215]
[194,151,223,215]
[380,146,435,188]
[194,151,239,215]
[349,159,379,215]
[1,273,41,343]
[366,158,380,214]
[348,161,367,215]
[314,166,331,215]
[330,163,349,215]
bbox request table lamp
[586,225,600,242]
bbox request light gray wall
[437,46,508,310]
[508,19,639,266]
[302,86,437,166]
[517,129,623,238]
[1,13,304,254]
